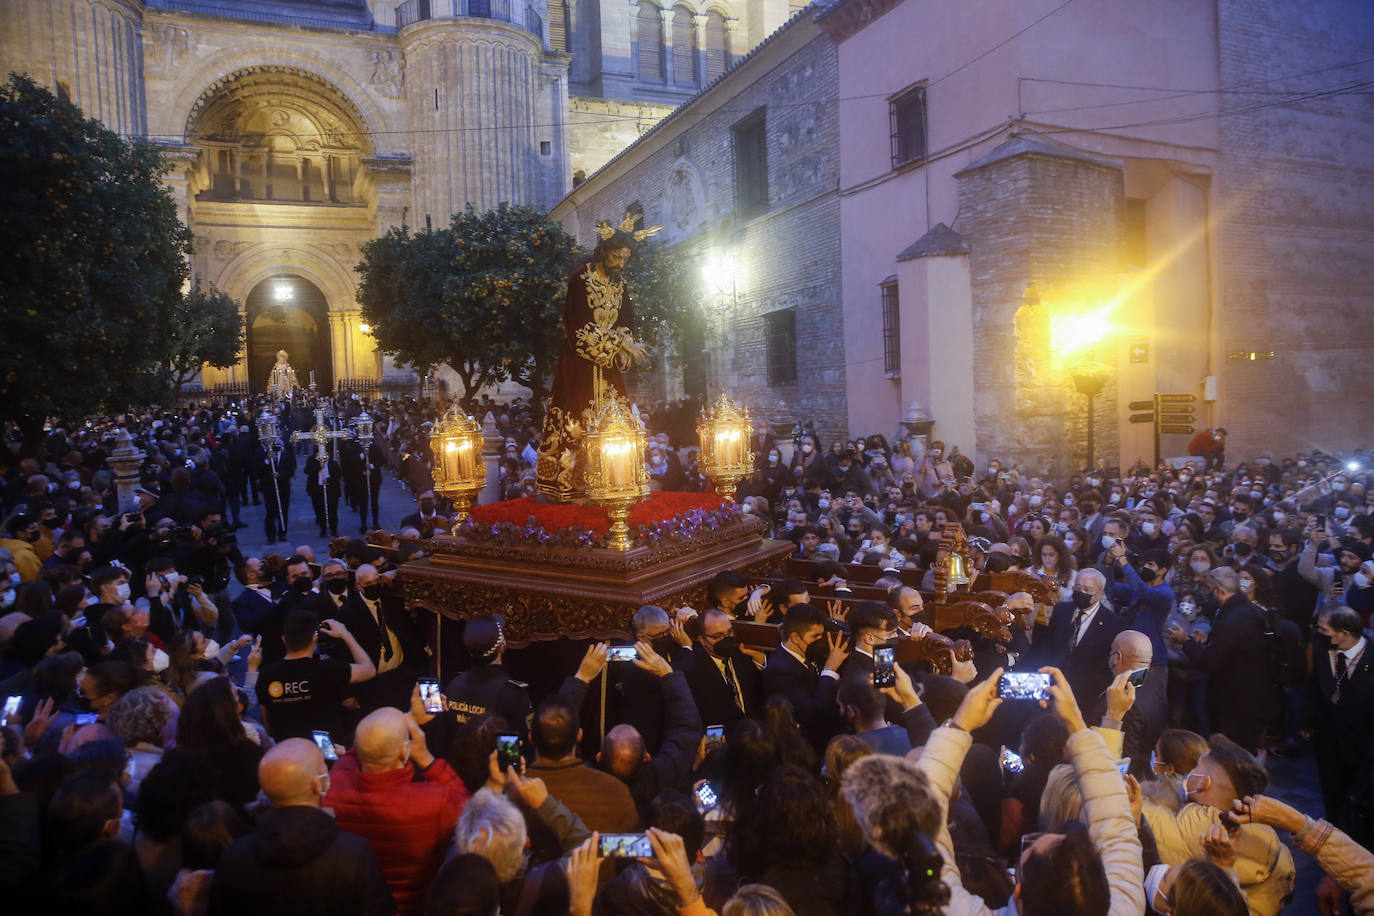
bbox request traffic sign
[1159,425,1195,435]
[1129,413,1155,424]
[1157,393,1196,403]
[1128,401,1155,412]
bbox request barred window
[890,85,926,168]
[881,278,900,376]
[548,0,569,51]
[766,309,797,387]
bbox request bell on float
[946,551,971,587]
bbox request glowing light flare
[1348,461,1362,472]
[358,322,372,334]
[1049,309,1112,357]
[273,282,294,302]
[700,251,737,298]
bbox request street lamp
[255,410,287,534]
[1072,362,1110,471]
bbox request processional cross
[293,406,351,534]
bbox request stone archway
[244,276,332,394]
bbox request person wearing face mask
[1105,545,1173,665]
[757,447,791,506]
[761,603,849,749]
[1,515,45,583]
[751,423,778,470]
[1141,734,1295,916]
[336,563,421,714]
[1300,521,1374,615]
[209,738,395,916]
[792,436,825,489]
[683,608,764,735]
[1171,567,1275,754]
[1037,568,1126,703]
[612,605,695,754]
[1308,606,1374,850]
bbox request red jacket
[324,751,470,916]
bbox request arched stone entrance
[245,275,332,394]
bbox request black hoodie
[208,805,394,916]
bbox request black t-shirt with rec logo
[257,656,351,742]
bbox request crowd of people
[0,397,1371,916]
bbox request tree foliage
[356,204,696,414]
[0,74,190,443]
[168,284,245,394]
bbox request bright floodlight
[1348,461,1361,471]
[273,282,294,302]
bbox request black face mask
[1269,548,1290,562]
[1072,590,1095,610]
[291,577,313,594]
[711,636,739,658]
[361,584,382,601]
[325,578,348,595]
[803,637,829,668]
[1232,543,1253,558]
[651,636,677,659]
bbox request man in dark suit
[304,447,342,538]
[836,601,896,680]
[1037,567,1125,704]
[1175,566,1275,753]
[231,556,282,661]
[762,604,849,747]
[683,608,762,734]
[334,563,419,713]
[1310,606,1374,846]
[399,490,450,537]
[1086,629,1167,779]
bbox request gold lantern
[696,394,754,502]
[430,404,485,524]
[584,392,649,551]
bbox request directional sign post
[1152,393,1198,465]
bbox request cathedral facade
[0,0,783,394]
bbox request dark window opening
[890,85,926,168]
[881,279,900,376]
[732,108,769,218]
[765,309,796,387]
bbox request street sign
[1128,401,1155,411]
[1129,413,1155,424]
[1158,405,1195,417]
[1159,424,1195,435]
[1157,393,1196,403]
[1130,341,1149,363]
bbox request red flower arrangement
[470,491,726,535]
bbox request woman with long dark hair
[175,676,264,810]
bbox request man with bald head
[336,562,420,713]
[1091,629,1167,778]
[209,738,394,915]
[324,706,471,915]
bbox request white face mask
[0,589,13,609]
[203,639,221,658]
[1029,496,1042,507]
[817,499,830,510]
[8,572,19,586]
[1177,601,1197,618]
[801,444,813,454]
[1334,507,1350,520]
[1190,560,1210,575]
[1063,497,1074,506]
[1141,522,1158,536]
[1101,534,1117,549]
[151,648,170,673]
[1356,572,1371,590]
[114,582,131,601]
[1143,863,1172,914]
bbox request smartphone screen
[997,672,1052,701]
[599,833,653,858]
[418,677,443,714]
[2,696,21,720]
[1127,668,1148,688]
[704,724,725,747]
[312,730,339,761]
[74,712,100,726]
[694,782,719,810]
[496,732,521,770]
[1116,760,1131,777]
[1000,747,1024,774]
[873,646,896,688]
[606,646,639,663]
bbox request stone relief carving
[212,240,252,260]
[664,160,706,235]
[147,24,191,76]
[370,50,406,98]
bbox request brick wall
[1213,0,1374,460]
[957,148,1125,478]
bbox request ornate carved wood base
[401,517,794,646]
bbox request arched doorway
[245,275,332,394]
